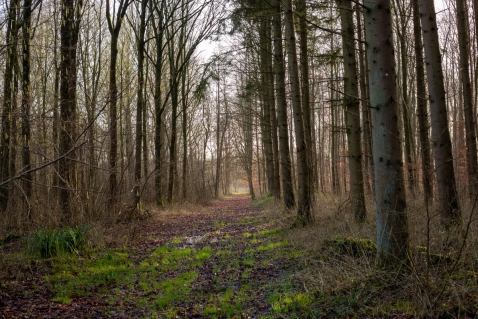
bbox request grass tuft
[27,226,90,258]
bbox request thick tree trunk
[364,0,409,264]
[412,0,433,201]
[271,0,295,208]
[336,0,367,223]
[419,0,461,223]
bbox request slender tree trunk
[364,0,409,264]
[419,0,461,223]
[52,0,60,193]
[214,78,222,198]
[456,0,478,196]
[21,0,33,213]
[142,56,149,179]
[356,6,373,193]
[271,0,295,208]
[259,18,275,197]
[297,0,314,196]
[393,0,416,192]
[106,0,131,209]
[336,0,367,222]
[246,100,256,200]
[59,0,82,221]
[168,74,179,203]
[283,0,312,224]
[181,66,188,200]
[412,0,433,201]
[133,0,147,209]
[152,0,165,207]
[0,0,19,213]
[266,20,281,199]
[108,33,119,209]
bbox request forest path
[1,194,306,318]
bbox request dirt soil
[0,194,299,318]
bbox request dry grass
[262,192,478,317]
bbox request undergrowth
[26,226,91,258]
[269,194,478,318]
[3,194,478,318]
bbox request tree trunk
[394,0,416,192]
[214,77,222,198]
[283,0,312,225]
[336,0,367,222]
[0,0,19,213]
[356,6,373,194]
[152,0,165,207]
[412,0,433,201]
[106,0,130,209]
[133,0,147,209]
[21,0,33,213]
[419,0,461,223]
[181,61,188,200]
[271,0,295,208]
[456,0,478,196]
[266,20,281,199]
[297,0,314,196]
[59,0,82,221]
[364,0,409,264]
[259,18,275,197]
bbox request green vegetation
[5,195,477,318]
[27,226,90,258]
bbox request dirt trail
[1,194,297,318]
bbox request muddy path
[1,194,304,318]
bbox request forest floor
[1,194,477,318]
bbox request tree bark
[356,6,374,194]
[297,0,315,196]
[412,0,433,201]
[133,0,147,209]
[336,0,367,222]
[0,0,20,213]
[456,0,478,196]
[152,0,165,207]
[266,19,281,199]
[283,0,312,225]
[21,0,33,212]
[271,0,295,209]
[106,0,131,209]
[364,0,409,264]
[59,0,82,221]
[259,18,275,197]
[419,0,461,223]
